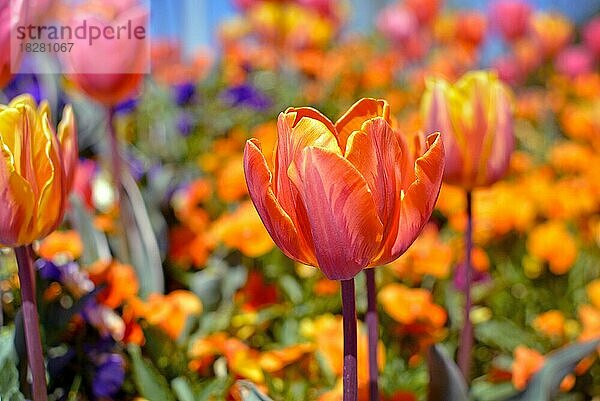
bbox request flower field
[0,0,600,400]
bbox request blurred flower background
[1,0,600,400]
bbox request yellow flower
[0,95,77,247]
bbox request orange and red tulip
[244,98,445,280]
[0,95,77,247]
[422,70,514,189]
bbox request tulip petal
[0,140,34,247]
[479,84,514,185]
[34,114,64,239]
[335,98,391,152]
[273,111,340,251]
[290,147,383,280]
[374,133,444,265]
[423,80,466,186]
[244,139,317,265]
[57,105,78,192]
[345,117,402,232]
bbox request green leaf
[128,344,176,401]
[121,171,165,296]
[475,319,542,352]
[427,345,469,401]
[236,380,275,401]
[68,194,111,266]
[504,338,600,401]
[172,377,195,401]
[0,327,25,401]
[195,377,231,401]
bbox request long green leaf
[121,170,165,296]
[505,338,600,401]
[68,195,111,266]
[427,345,469,401]
[128,344,175,401]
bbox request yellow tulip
[0,95,77,247]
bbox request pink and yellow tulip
[422,70,514,189]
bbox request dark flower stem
[341,278,358,401]
[14,246,48,401]
[365,269,379,401]
[458,190,474,379]
[107,107,130,262]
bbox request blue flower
[92,353,125,399]
[220,84,272,110]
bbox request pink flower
[63,0,149,105]
[489,0,531,42]
[555,46,594,78]
[583,17,600,59]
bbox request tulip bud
[422,70,514,189]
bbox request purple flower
[453,262,491,292]
[36,259,61,281]
[113,98,139,114]
[220,84,272,111]
[177,112,194,136]
[92,353,125,399]
[173,82,197,106]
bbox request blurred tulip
[0,95,77,247]
[455,11,487,48]
[530,12,573,59]
[405,0,442,25]
[377,4,418,44]
[583,17,600,58]
[422,71,514,189]
[63,0,148,105]
[244,98,444,280]
[555,46,594,78]
[493,55,525,85]
[489,0,531,42]
[0,0,26,88]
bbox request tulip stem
[14,246,48,401]
[341,278,358,401]
[458,190,474,379]
[107,107,130,263]
[365,269,380,401]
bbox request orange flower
[302,314,385,389]
[388,224,453,282]
[95,262,139,308]
[578,305,600,342]
[422,71,514,189]
[512,346,545,390]
[0,95,77,247]
[512,346,575,391]
[37,230,83,261]
[532,310,566,338]
[529,12,573,58]
[244,98,444,280]
[586,279,600,310]
[132,290,202,339]
[527,221,577,275]
[378,283,447,329]
[210,201,275,257]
